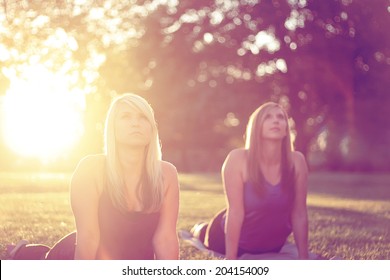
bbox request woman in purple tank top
[190,102,309,259]
[8,94,180,260]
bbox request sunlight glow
[2,65,84,162]
[224,112,240,127]
[243,31,280,55]
[317,130,328,151]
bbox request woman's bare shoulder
[160,161,179,196]
[227,148,247,162]
[222,148,248,180]
[291,151,307,166]
[160,160,178,181]
[161,160,177,172]
[70,155,105,219]
[292,150,305,159]
[72,154,106,191]
[75,154,105,172]
[291,151,308,176]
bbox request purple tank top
[97,191,160,259]
[223,181,293,253]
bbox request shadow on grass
[308,205,390,260]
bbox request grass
[0,171,389,260]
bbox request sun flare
[1,65,85,162]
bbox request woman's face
[114,103,153,148]
[260,106,288,140]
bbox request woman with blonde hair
[8,93,180,260]
[188,102,309,259]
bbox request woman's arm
[291,151,309,259]
[153,161,180,260]
[70,155,103,260]
[223,149,245,260]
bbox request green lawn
[1,171,389,260]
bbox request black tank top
[97,190,160,259]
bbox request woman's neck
[258,140,283,185]
[117,145,145,176]
[259,140,282,165]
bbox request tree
[1,0,389,171]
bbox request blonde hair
[104,93,164,212]
[245,102,295,194]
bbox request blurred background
[0,0,389,173]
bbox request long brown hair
[245,102,295,195]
